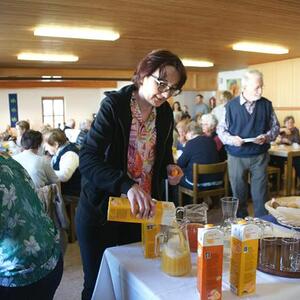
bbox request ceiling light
[182,59,214,67]
[18,53,79,62]
[34,26,120,41]
[232,42,289,54]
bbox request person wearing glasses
[76,49,186,300]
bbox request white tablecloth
[92,224,300,300]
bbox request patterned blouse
[127,98,157,194]
[0,154,61,287]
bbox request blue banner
[8,93,19,127]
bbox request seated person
[271,115,300,181]
[0,151,63,300]
[44,129,81,196]
[177,121,222,190]
[13,130,59,188]
[200,113,226,161]
[276,115,300,145]
[7,120,30,155]
[1,124,15,141]
[175,119,189,151]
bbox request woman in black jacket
[76,49,187,300]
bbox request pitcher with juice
[155,221,191,276]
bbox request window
[42,97,65,128]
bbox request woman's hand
[167,164,183,185]
[127,184,156,219]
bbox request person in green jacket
[0,152,63,300]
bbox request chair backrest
[192,161,228,195]
[37,183,69,254]
[37,183,70,230]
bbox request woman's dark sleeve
[79,97,135,195]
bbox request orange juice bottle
[107,197,176,226]
[141,223,160,258]
[230,221,260,296]
[197,224,223,300]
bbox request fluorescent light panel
[18,53,78,62]
[182,59,214,67]
[232,42,289,54]
[34,26,120,41]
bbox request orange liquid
[187,223,204,252]
[161,249,191,276]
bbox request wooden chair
[37,184,69,253]
[63,195,79,243]
[267,165,281,196]
[178,161,228,206]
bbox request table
[269,145,300,195]
[92,224,300,300]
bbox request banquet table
[269,144,300,196]
[92,223,300,300]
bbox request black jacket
[78,84,174,223]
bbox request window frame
[41,96,65,128]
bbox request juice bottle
[107,197,176,226]
[197,224,223,300]
[230,220,260,296]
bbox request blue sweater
[177,135,221,184]
[225,96,272,157]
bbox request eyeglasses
[151,75,181,97]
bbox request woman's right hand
[127,184,156,219]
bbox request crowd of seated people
[2,100,300,299]
[0,118,91,196]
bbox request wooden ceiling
[0,0,300,73]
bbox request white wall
[0,86,119,131]
[175,90,216,118]
[0,81,219,132]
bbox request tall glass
[220,197,239,260]
[280,237,299,272]
[221,197,239,224]
[260,237,279,270]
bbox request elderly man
[217,70,280,217]
[64,118,80,143]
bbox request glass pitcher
[176,203,208,252]
[155,221,191,276]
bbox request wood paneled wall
[0,68,217,91]
[251,58,300,125]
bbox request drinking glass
[291,253,300,272]
[280,237,299,272]
[176,203,208,252]
[221,197,239,224]
[260,237,279,270]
